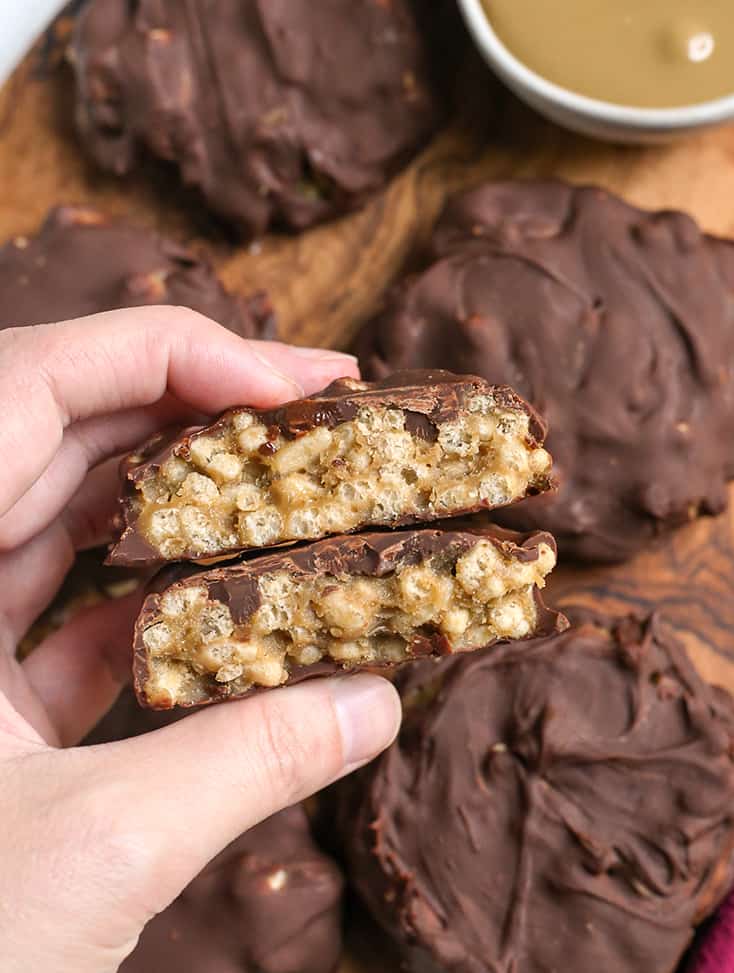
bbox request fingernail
[330,675,402,770]
[287,346,359,364]
[248,346,305,397]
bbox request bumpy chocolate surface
[109,370,553,567]
[341,613,734,973]
[0,206,272,336]
[356,181,734,561]
[133,525,566,709]
[120,805,343,973]
[73,0,443,238]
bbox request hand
[0,308,401,973]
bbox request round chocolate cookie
[121,804,344,973]
[356,181,734,561]
[0,206,272,335]
[341,613,734,973]
[73,0,443,238]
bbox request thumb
[87,674,400,917]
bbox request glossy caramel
[483,0,733,108]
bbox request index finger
[0,307,358,519]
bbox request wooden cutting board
[3,19,734,972]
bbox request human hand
[0,308,401,973]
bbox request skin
[0,307,401,973]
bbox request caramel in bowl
[458,0,734,143]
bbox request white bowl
[0,1,69,87]
[456,0,734,143]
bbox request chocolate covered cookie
[108,371,554,567]
[0,206,272,336]
[73,0,443,238]
[356,181,734,561]
[120,804,343,973]
[341,613,734,973]
[133,526,564,709]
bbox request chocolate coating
[208,524,554,619]
[110,370,551,567]
[356,181,734,561]
[341,613,734,973]
[0,206,273,336]
[119,805,343,973]
[251,370,547,445]
[73,0,443,238]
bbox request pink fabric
[687,889,734,973]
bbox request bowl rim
[456,0,734,129]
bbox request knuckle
[152,304,213,339]
[140,307,220,374]
[0,517,21,551]
[0,324,34,356]
[252,700,310,804]
[169,304,211,329]
[244,691,341,805]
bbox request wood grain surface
[549,488,734,697]
[4,19,734,972]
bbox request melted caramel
[482,0,734,108]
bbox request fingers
[22,592,142,746]
[0,309,359,520]
[0,461,132,644]
[0,519,75,646]
[0,646,56,748]
[0,395,191,551]
[60,457,124,551]
[245,342,359,394]
[0,673,396,973]
[85,675,400,913]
